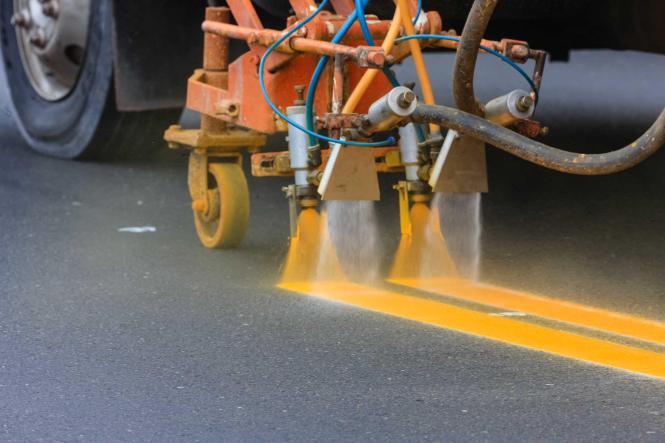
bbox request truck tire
[0,0,178,159]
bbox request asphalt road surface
[2,52,665,441]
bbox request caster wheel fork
[189,153,250,249]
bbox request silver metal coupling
[484,89,535,127]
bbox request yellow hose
[395,0,438,132]
[342,8,402,113]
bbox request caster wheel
[193,162,249,248]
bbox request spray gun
[284,85,319,238]
[394,121,431,237]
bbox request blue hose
[395,34,540,102]
[355,0,374,45]
[304,1,398,147]
[259,0,394,147]
[353,0,400,87]
[412,0,422,24]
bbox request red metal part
[187,51,393,134]
[330,0,355,16]
[224,0,293,68]
[201,7,230,134]
[318,113,365,130]
[289,0,318,18]
[307,15,394,42]
[514,119,548,138]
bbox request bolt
[397,90,416,109]
[294,85,305,105]
[510,45,529,60]
[246,32,259,45]
[29,29,48,49]
[10,9,32,29]
[192,199,207,213]
[516,95,534,112]
[296,26,308,37]
[42,1,59,18]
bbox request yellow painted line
[389,277,665,347]
[278,281,665,380]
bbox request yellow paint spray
[281,208,345,284]
[389,202,458,279]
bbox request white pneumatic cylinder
[286,105,309,186]
[365,86,418,134]
[398,123,419,181]
[484,89,535,127]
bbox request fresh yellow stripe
[278,281,665,380]
[390,277,665,346]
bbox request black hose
[453,0,499,117]
[411,104,665,175]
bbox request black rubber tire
[0,0,179,160]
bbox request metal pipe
[201,7,230,134]
[201,21,389,67]
[452,0,499,116]
[202,21,279,44]
[203,8,230,71]
[291,39,388,67]
[411,104,665,175]
[315,17,393,41]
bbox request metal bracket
[394,181,412,237]
[165,124,266,152]
[283,184,298,238]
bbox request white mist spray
[322,201,382,284]
[433,193,482,281]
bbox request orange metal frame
[185,0,421,135]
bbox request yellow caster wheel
[193,162,249,248]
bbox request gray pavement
[2,52,665,441]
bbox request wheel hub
[11,0,90,101]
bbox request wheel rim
[193,163,250,249]
[11,0,90,101]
